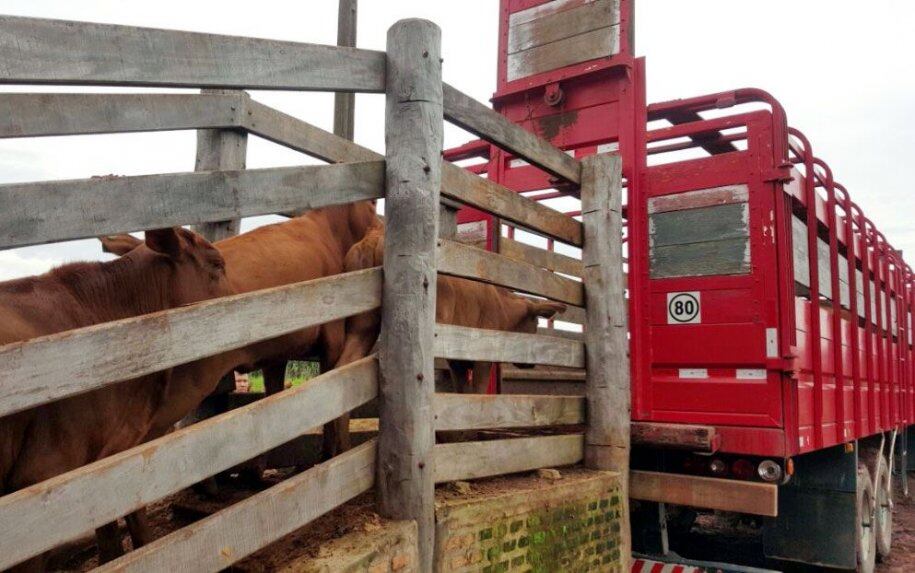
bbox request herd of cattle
[0,201,566,571]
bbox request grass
[245,360,321,393]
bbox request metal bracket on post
[377,19,443,573]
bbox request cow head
[513,300,567,369]
[127,228,232,307]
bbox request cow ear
[530,301,567,319]
[100,234,142,256]
[144,228,183,258]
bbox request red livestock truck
[446,1,911,571]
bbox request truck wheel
[857,463,877,573]
[874,454,893,560]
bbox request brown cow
[100,202,382,456]
[0,228,235,571]
[332,226,566,442]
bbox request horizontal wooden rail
[434,393,584,431]
[242,99,583,246]
[499,236,584,277]
[434,434,584,483]
[0,160,384,249]
[537,326,584,341]
[441,162,582,246]
[0,358,377,571]
[630,470,778,517]
[631,422,719,452]
[0,93,246,139]
[0,268,381,417]
[433,324,585,368]
[0,16,385,92]
[99,440,376,572]
[443,83,581,185]
[438,239,583,306]
[244,99,378,163]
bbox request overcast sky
[1,0,913,280]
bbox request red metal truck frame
[447,0,914,464]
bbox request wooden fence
[0,14,629,572]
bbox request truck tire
[874,454,893,560]
[857,463,877,573]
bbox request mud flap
[762,444,857,570]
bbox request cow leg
[447,360,472,393]
[95,521,124,563]
[262,362,287,396]
[321,323,351,461]
[125,508,153,549]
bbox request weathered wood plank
[245,99,379,163]
[650,202,748,247]
[443,83,581,184]
[98,440,377,573]
[243,99,583,247]
[434,324,585,369]
[650,238,750,279]
[377,19,442,572]
[580,153,629,573]
[0,268,382,417]
[0,93,244,139]
[0,15,385,92]
[508,0,619,54]
[333,0,359,140]
[433,434,584,483]
[499,236,583,277]
[441,162,583,246]
[630,470,778,517]
[434,393,584,431]
[192,89,248,241]
[0,160,384,249]
[502,365,587,382]
[631,422,718,452]
[507,25,620,82]
[537,326,584,341]
[0,358,377,571]
[509,0,612,27]
[438,239,583,305]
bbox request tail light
[709,458,728,476]
[731,459,755,480]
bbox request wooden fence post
[334,0,358,141]
[581,152,631,567]
[378,18,443,572]
[192,89,248,242]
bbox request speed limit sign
[667,291,701,324]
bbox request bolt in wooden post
[581,152,631,568]
[378,18,443,572]
[191,89,248,242]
